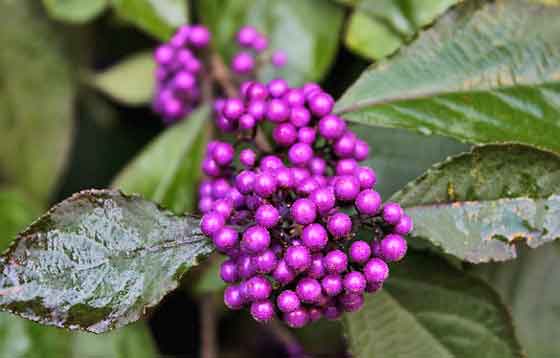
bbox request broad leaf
[345,0,459,60]
[0,0,74,203]
[355,124,469,198]
[336,0,560,154]
[474,244,560,358]
[0,189,213,333]
[0,189,40,250]
[112,106,210,214]
[344,252,522,358]
[112,0,188,40]
[392,144,560,262]
[42,0,108,23]
[197,0,344,85]
[91,52,156,106]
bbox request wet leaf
[112,106,210,214]
[392,144,560,262]
[91,52,156,106]
[336,0,560,154]
[0,0,74,203]
[344,252,522,358]
[473,244,560,357]
[0,189,213,333]
[197,0,344,85]
[345,0,459,60]
[42,0,108,23]
[112,0,188,40]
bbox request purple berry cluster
[152,25,210,123]
[231,25,287,74]
[198,80,412,328]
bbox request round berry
[201,212,225,236]
[154,45,174,66]
[285,245,311,272]
[224,285,244,310]
[242,226,271,254]
[308,253,325,279]
[220,259,238,283]
[212,142,234,166]
[394,215,413,235]
[296,278,322,303]
[356,167,377,189]
[255,204,280,228]
[212,179,231,199]
[308,92,334,117]
[272,259,296,285]
[309,157,327,176]
[237,254,257,279]
[250,300,274,323]
[277,290,301,313]
[318,115,346,140]
[291,198,317,225]
[343,272,366,294]
[298,127,316,144]
[239,148,256,167]
[288,143,313,166]
[248,100,267,120]
[336,159,358,176]
[355,189,382,215]
[323,249,348,274]
[339,292,364,312]
[334,131,357,158]
[301,223,328,251]
[308,307,322,322]
[323,305,342,320]
[354,140,370,161]
[212,226,238,252]
[254,172,277,197]
[237,26,258,47]
[212,198,233,219]
[239,113,256,130]
[188,25,210,47]
[275,167,293,188]
[289,107,311,127]
[365,281,383,293]
[380,234,407,262]
[273,122,298,146]
[382,202,403,225]
[232,51,255,74]
[246,275,272,301]
[291,167,310,185]
[268,78,289,98]
[198,196,213,213]
[363,258,389,283]
[254,249,278,273]
[235,170,255,194]
[284,89,305,107]
[321,274,343,297]
[272,50,287,68]
[260,155,284,172]
[327,213,352,238]
[247,82,268,101]
[297,177,320,196]
[284,308,309,328]
[349,240,371,264]
[309,188,336,213]
[334,175,360,201]
[223,98,244,120]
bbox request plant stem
[269,320,306,357]
[211,53,238,98]
[201,294,218,358]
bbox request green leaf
[335,0,560,154]
[0,0,74,203]
[355,124,469,198]
[345,0,459,60]
[42,0,108,23]
[112,0,188,40]
[197,0,344,85]
[112,106,210,214]
[0,189,213,333]
[344,252,522,358]
[91,52,156,106]
[473,244,560,357]
[0,189,41,251]
[193,255,226,296]
[392,144,560,263]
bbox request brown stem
[211,53,238,98]
[201,294,218,358]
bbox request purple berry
[321,274,343,297]
[354,140,369,161]
[275,167,293,188]
[334,131,357,158]
[154,45,174,66]
[212,226,239,252]
[363,258,389,283]
[247,82,268,101]
[268,78,289,98]
[380,234,407,262]
[273,122,298,147]
[339,292,364,312]
[212,142,234,166]
[246,275,272,301]
[255,204,280,228]
[296,278,322,303]
[291,198,317,225]
[308,253,325,279]
[383,202,403,225]
[309,188,335,213]
[174,71,196,92]
[250,300,274,323]
[323,305,342,320]
[260,155,284,172]
[291,167,310,185]
[223,98,244,119]
[239,148,256,167]
[327,213,352,238]
[289,107,311,127]
[277,290,301,313]
[188,25,210,47]
[248,100,267,120]
[220,259,239,283]
[242,226,271,254]
[318,115,346,140]
[349,240,371,264]
[334,175,360,202]
[343,272,366,294]
[254,172,277,197]
[224,285,244,310]
[212,178,231,199]
[237,254,257,279]
[356,167,377,189]
[232,51,255,74]
[253,34,268,52]
[308,92,334,117]
[323,249,348,274]
[235,170,255,194]
[288,143,313,166]
[303,83,321,96]
[255,249,278,273]
[301,223,328,251]
[365,281,383,293]
[394,215,413,235]
[239,113,256,130]
[266,99,290,122]
[355,189,382,215]
[237,26,258,47]
[272,50,287,67]
[272,259,296,285]
[284,308,309,328]
[335,159,358,176]
[309,157,327,176]
[215,116,235,133]
[308,307,322,322]
[198,196,213,213]
[284,89,305,107]
[201,212,225,236]
[285,245,311,272]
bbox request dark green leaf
[473,243,560,357]
[90,52,155,106]
[336,0,560,153]
[0,189,213,333]
[112,0,188,40]
[345,0,459,60]
[344,252,522,358]
[112,106,210,214]
[0,189,40,251]
[42,0,108,23]
[197,0,344,85]
[392,144,560,262]
[355,124,469,198]
[0,0,74,203]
